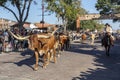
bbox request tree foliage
[0,0,34,31]
[95,0,112,15]
[44,0,103,31]
[44,0,85,31]
[95,0,120,15]
[80,20,104,31]
[0,0,7,5]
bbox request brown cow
[28,33,59,70]
[81,33,87,43]
[59,34,70,51]
[7,28,60,70]
[38,35,59,69]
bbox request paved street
[0,39,120,80]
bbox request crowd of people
[0,23,117,54]
[0,24,64,53]
[69,29,98,44]
[69,23,117,46]
[0,28,29,53]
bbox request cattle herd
[7,27,70,70]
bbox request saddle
[102,33,114,46]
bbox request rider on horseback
[102,23,114,46]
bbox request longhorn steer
[28,33,57,70]
[38,34,59,69]
[7,28,60,70]
[59,34,70,51]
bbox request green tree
[44,0,85,31]
[95,0,120,15]
[80,20,104,31]
[0,0,7,5]
[0,0,34,32]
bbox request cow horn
[37,34,50,38]
[8,30,30,40]
[51,30,56,35]
[51,27,61,35]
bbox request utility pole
[41,0,44,28]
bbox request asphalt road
[0,39,120,80]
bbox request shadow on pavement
[14,55,35,70]
[69,40,120,80]
[14,49,44,70]
[2,39,120,79]
[1,49,36,70]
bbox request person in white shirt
[104,23,113,34]
[102,23,114,46]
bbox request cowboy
[102,23,114,46]
[104,23,113,34]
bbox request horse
[102,33,114,56]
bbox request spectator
[0,30,4,53]
[3,29,9,52]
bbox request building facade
[0,18,16,30]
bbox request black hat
[105,23,110,26]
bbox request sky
[0,0,120,30]
[0,0,58,24]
